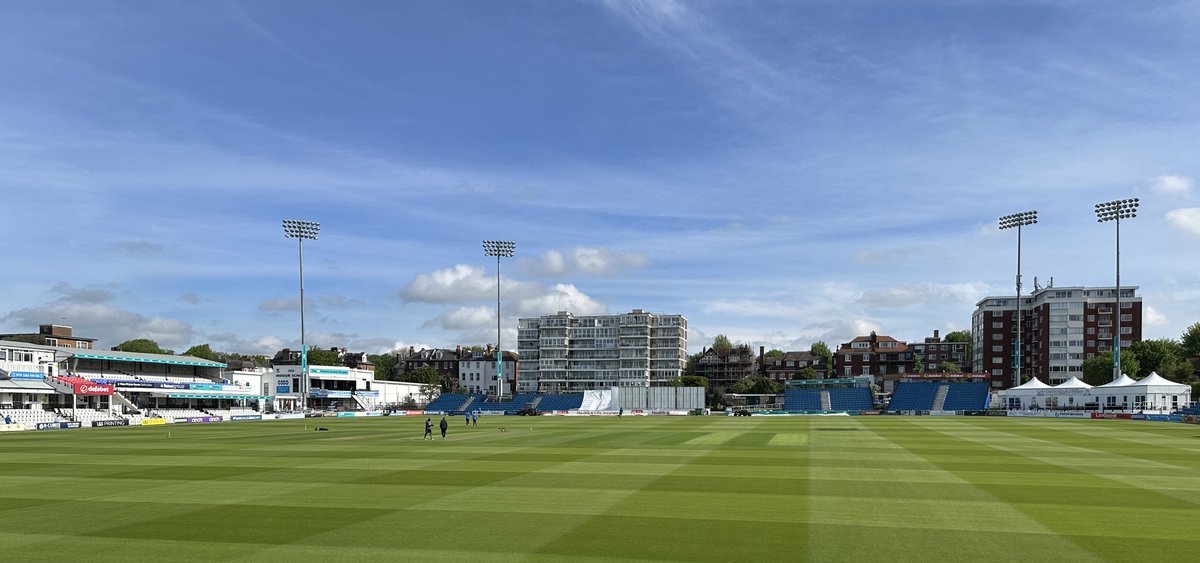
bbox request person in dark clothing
[465,411,471,427]
[423,417,433,440]
[439,416,449,440]
[471,410,478,427]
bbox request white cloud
[422,306,495,331]
[573,247,650,276]
[860,282,992,309]
[1143,305,1168,328]
[511,284,607,317]
[401,264,541,303]
[1165,208,1200,236]
[521,249,569,277]
[1151,175,1192,196]
[518,247,650,278]
[4,297,195,352]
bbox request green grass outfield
[2,415,1200,562]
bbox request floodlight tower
[999,211,1037,388]
[1095,198,1138,383]
[283,219,320,409]
[482,240,516,399]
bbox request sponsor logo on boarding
[8,371,45,380]
[230,415,262,421]
[36,422,83,430]
[184,416,222,423]
[1091,413,1132,420]
[74,382,114,395]
[141,418,167,426]
[92,419,130,427]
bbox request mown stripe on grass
[851,418,1100,561]
[684,431,739,446]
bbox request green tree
[710,387,729,408]
[944,329,973,364]
[403,365,442,386]
[183,343,218,361]
[666,377,684,387]
[1128,339,1193,381]
[304,347,341,366]
[912,352,925,373]
[368,353,398,380]
[796,366,819,380]
[764,349,784,358]
[680,375,708,388]
[732,376,783,395]
[1082,350,1140,386]
[682,352,702,377]
[712,335,733,355]
[7,334,48,345]
[809,341,833,373]
[419,383,439,405]
[1181,322,1200,359]
[115,339,172,355]
[936,361,960,373]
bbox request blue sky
[2,1,1199,356]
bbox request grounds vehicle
[515,406,542,416]
[734,409,751,417]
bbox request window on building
[992,333,1003,340]
[992,357,1004,364]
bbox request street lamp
[483,240,515,399]
[283,219,320,410]
[1095,198,1138,383]
[999,210,1037,388]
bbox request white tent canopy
[1090,372,1191,413]
[1054,377,1093,389]
[1098,374,1138,387]
[1005,373,1192,414]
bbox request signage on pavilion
[74,381,114,395]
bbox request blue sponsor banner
[36,422,83,430]
[309,389,351,398]
[9,371,44,380]
[1142,414,1184,423]
[336,412,355,418]
[276,382,290,393]
[354,390,380,398]
[115,381,155,388]
[189,383,222,391]
[230,415,262,421]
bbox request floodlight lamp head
[282,219,320,240]
[482,239,516,258]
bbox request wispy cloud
[1165,208,1200,236]
[518,246,650,278]
[1151,174,1192,196]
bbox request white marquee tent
[1005,372,1191,414]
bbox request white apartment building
[518,309,688,392]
